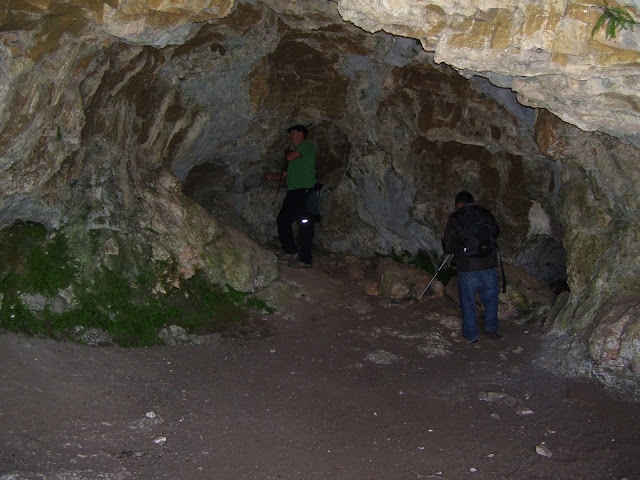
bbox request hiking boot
[486,331,502,340]
[288,259,311,269]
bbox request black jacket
[442,203,500,272]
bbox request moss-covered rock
[205,226,278,293]
[0,220,275,346]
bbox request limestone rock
[103,0,235,47]
[143,169,225,283]
[587,294,640,396]
[72,327,114,346]
[338,0,640,146]
[205,226,279,293]
[159,325,190,346]
[253,280,293,311]
[376,258,442,301]
[366,349,402,364]
[537,110,640,397]
[502,263,556,309]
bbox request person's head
[287,124,308,145]
[454,190,474,209]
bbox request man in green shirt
[267,124,317,268]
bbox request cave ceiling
[6,0,636,146]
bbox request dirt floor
[1,252,640,480]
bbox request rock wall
[0,4,278,292]
[536,110,640,395]
[338,0,640,147]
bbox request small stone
[478,391,507,402]
[516,407,534,416]
[146,411,156,419]
[154,436,167,445]
[536,444,553,457]
[365,349,401,364]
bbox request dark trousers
[277,189,314,264]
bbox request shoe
[469,338,479,344]
[279,252,299,261]
[486,331,502,340]
[288,259,311,269]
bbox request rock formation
[1,0,639,395]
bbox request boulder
[376,258,443,301]
[587,294,640,396]
[205,227,279,293]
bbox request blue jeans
[457,269,499,341]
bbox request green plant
[0,221,77,296]
[0,295,45,336]
[52,268,169,346]
[0,221,274,347]
[592,2,637,39]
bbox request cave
[3,0,640,477]
[2,0,640,408]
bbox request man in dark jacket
[442,191,501,342]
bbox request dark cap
[455,190,475,205]
[287,124,308,136]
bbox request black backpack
[458,207,497,258]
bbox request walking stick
[419,254,452,301]
[272,143,291,205]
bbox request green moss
[0,221,77,296]
[88,229,102,254]
[45,268,166,347]
[245,295,275,314]
[566,232,608,289]
[0,295,45,336]
[0,222,273,347]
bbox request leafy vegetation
[592,2,637,39]
[0,221,77,296]
[0,221,273,347]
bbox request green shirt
[286,140,317,190]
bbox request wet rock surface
[1,252,639,480]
